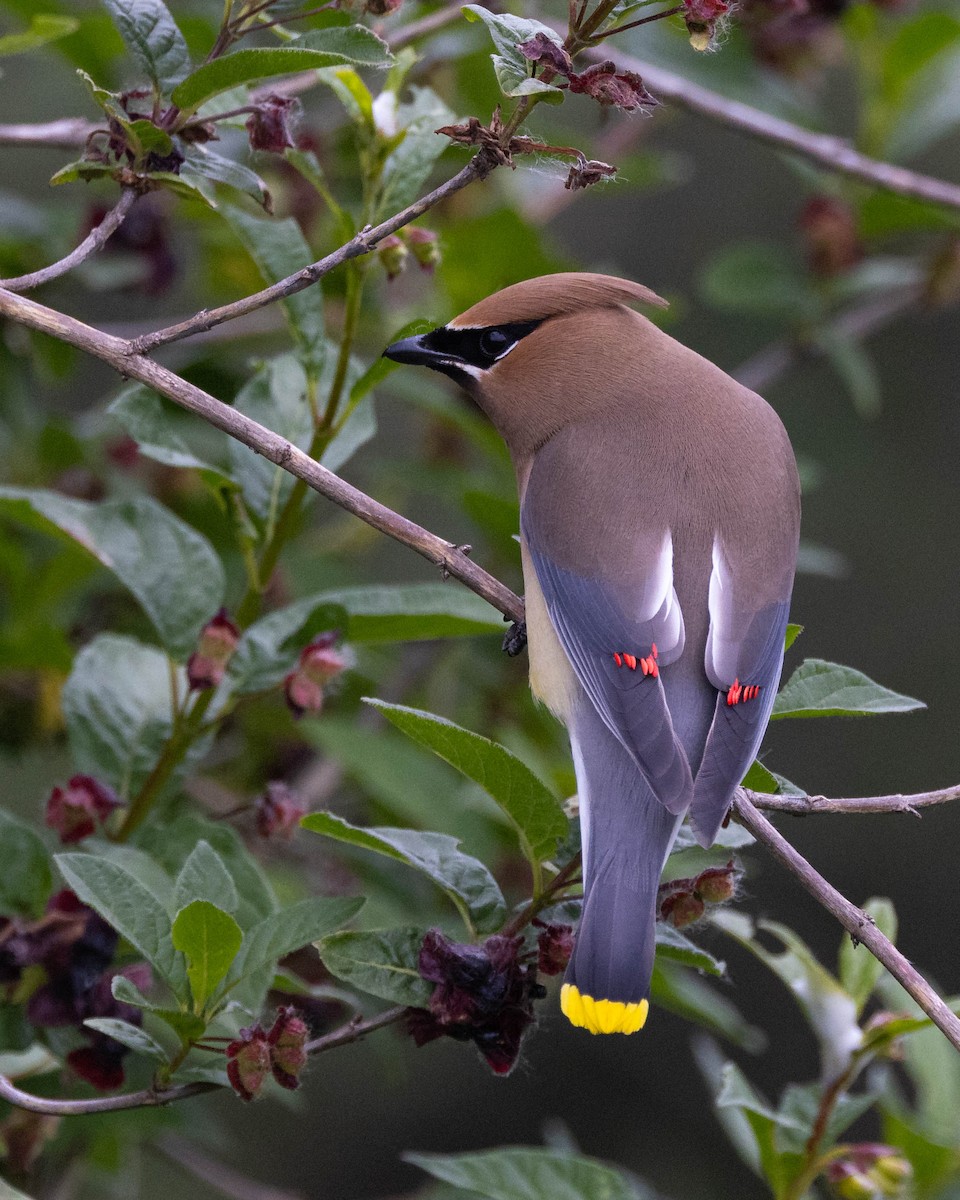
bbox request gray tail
[563,700,683,1034]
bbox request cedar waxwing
[384,273,800,1035]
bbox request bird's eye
[479,328,511,360]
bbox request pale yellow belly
[520,537,580,724]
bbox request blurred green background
[1,0,959,1196]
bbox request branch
[0,118,98,148]
[0,285,524,624]
[129,154,495,354]
[744,780,960,816]
[733,792,960,1054]
[0,1073,217,1116]
[596,48,960,211]
[0,190,138,293]
[304,1004,406,1054]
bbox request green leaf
[49,160,121,187]
[0,489,225,659]
[229,895,365,986]
[366,700,566,866]
[229,582,503,692]
[653,964,763,1051]
[0,13,79,57]
[55,852,183,989]
[815,327,882,420]
[227,599,346,694]
[714,911,861,1079]
[777,1082,878,1156]
[182,147,272,212]
[838,896,897,1016]
[772,659,926,719]
[655,924,725,976]
[220,210,326,379]
[376,86,455,220]
[318,927,433,1007]
[740,760,806,797]
[228,356,313,520]
[171,900,243,1009]
[0,811,51,916]
[107,385,229,477]
[462,7,566,103]
[91,843,174,911]
[170,27,393,116]
[700,242,819,319]
[173,841,239,915]
[83,1017,169,1062]
[61,635,201,799]
[882,12,960,106]
[784,623,803,650]
[125,118,174,158]
[712,1059,801,1189]
[135,814,277,930]
[301,813,506,934]
[406,1147,635,1200]
[102,0,191,96]
[321,392,377,474]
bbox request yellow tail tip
[560,984,649,1035]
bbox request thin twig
[389,2,467,50]
[732,793,960,1054]
[0,190,138,293]
[0,285,524,623]
[129,155,495,354]
[591,47,960,211]
[0,1074,217,1116]
[0,118,98,148]
[304,1004,406,1054]
[744,780,960,816]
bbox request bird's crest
[449,272,668,328]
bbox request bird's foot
[502,619,527,657]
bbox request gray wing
[688,538,791,846]
[521,460,693,816]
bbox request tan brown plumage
[384,272,800,1034]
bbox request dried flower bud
[535,923,575,975]
[567,62,658,111]
[564,156,617,191]
[187,608,241,692]
[365,0,403,15]
[405,227,441,273]
[284,632,347,717]
[798,195,863,277]
[378,234,409,280]
[660,890,705,929]
[255,781,307,839]
[410,929,539,1075]
[518,32,573,75]
[45,775,122,844]
[682,0,730,49]
[827,1145,912,1200]
[694,862,737,904]
[246,94,299,153]
[267,1005,309,1089]
[226,1024,271,1102]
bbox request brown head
[383,272,669,459]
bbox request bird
[383,273,800,1035]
